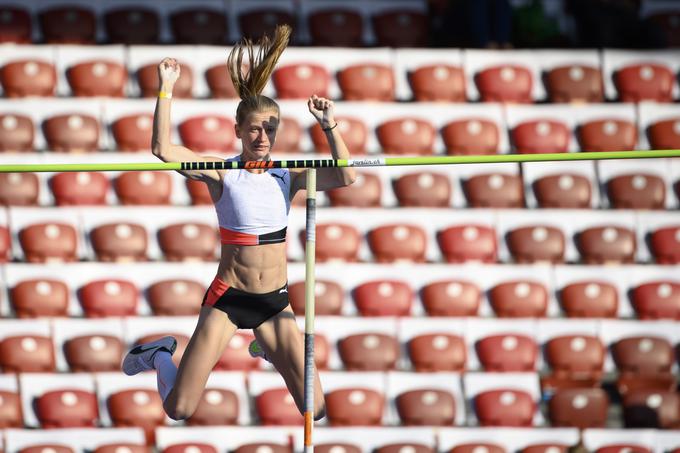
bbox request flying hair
[227,25,292,125]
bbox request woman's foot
[248,339,271,363]
[122,336,177,375]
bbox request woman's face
[236,109,279,160]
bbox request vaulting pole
[303,168,317,453]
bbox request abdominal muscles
[217,242,288,293]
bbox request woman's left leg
[253,305,326,420]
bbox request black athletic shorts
[201,276,289,329]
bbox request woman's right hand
[158,57,180,89]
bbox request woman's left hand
[308,94,335,129]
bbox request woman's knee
[163,393,196,421]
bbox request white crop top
[214,155,291,245]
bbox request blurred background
[0,0,679,452]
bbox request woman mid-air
[121,24,356,422]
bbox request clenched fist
[308,94,335,129]
[158,57,180,89]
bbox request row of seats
[1,45,679,102]
[0,316,678,374]
[0,369,678,442]
[0,100,677,154]
[0,1,429,47]
[3,426,680,453]
[2,206,679,266]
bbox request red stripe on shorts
[205,276,230,307]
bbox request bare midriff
[215,242,288,293]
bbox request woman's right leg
[160,305,238,420]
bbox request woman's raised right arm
[151,57,222,182]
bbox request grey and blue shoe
[122,336,177,376]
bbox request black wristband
[322,123,338,131]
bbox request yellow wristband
[159,91,172,99]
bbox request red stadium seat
[372,11,428,47]
[186,179,213,205]
[376,118,436,155]
[338,333,399,370]
[19,222,78,263]
[489,281,548,317]
[66,61,127,97]
[214,332,259,370]
[506,225,565,264]
[0,225,9,262]
[111,113,154,151]
[559,281,618,318]
[186,388,239,426]
[577,119,637,152]
[90,222,148,262]
[420,280,481,316]
[300,223,361,262]
[158,223,218,261]
[396,389,455,425]
[408,333,466,371]
[272,116,302,153]
[544,65,604,103]
[170,9,227,44]
[474,389,535,426]
[408,65,466,102]
[326,388,384,426]
[234,444,290,453]
[511,120,570,154]
[307,9,363,47]
[463,174,524,207]
[50,171,109,205]
[104,7,160,44]
[255,388,303,425]
[115,171,172,204]
[522,445,569,453]
[474,65,533,103]
[631,281,680,320]
[78,279,139,317]
[548,388,609,428]
[20,446,74,453]
[289,279,344,316]
[337,64,395,101]
[64,334,124,372]
[327,172,382,207]
[0,173,39,205]
[612,336,674,375]
[94,444,151,453]
[162,444,217,453]
[316,444,361,453]
[0,390,22,427]
[137,333,189,368]
[476,334,538,371]
[0,113,35,151]
[594,445,651,453]
[376,445,435,453]
[238,9,295,41]
[442,119,499,155]
[532,174,592,208]
[449,444,505,453]
[107,389,165,444]
[39,6,96,44]
[367,224,427,263]
[36,389,99,428]
[137,62,193,98]
[179,115,236,152]
[205,63,238,99]
[648,118,680,150]
[42,113,100,152]
[10,278,69,318]
[310,116,368,155]
[0,6,31,43]
[147,279,205,316]
[576,226,636,264]
[545,335,605,383]
[0,335,56,372]
[623,390,680,428]
[0,60,57,97]
[606,174,666,209]
[393,172,451,207]
[352,280,413,316]
[436,225,497,263]
[614,64,675,102]
[272,64,330,99]
[650,226,680,264]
